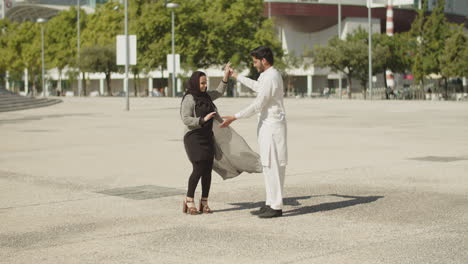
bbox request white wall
[281,17,381,58]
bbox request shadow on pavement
[216,194,383,217]
[215,196,317,213]
[283,194,384,217]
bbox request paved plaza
[1,97,467,264]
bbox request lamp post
[124,0,129,110]
[367,0,373,100]
[37,18,47,97]
[166,2,179,97]
[77,0,82,97]
[338,0,342,99]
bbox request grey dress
[180,81,263,180]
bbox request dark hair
[250,46,274,66]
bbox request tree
[46,7,86,95]
[6,21,42,96]
[135,0,282,70]
[131,0,282,96]
[275,52,304,96]
[409,0,429,91]
[423,0,451,97]
[131,0,171,92]
[462,42,468,81]
[0,19,13,86]
[440,25,468,93]
[81,1,124,95]
[202,0,282,73]
[373,32,413,98]
[410,0,453,97]
[79,45,118,96]
[311,28,372,99]
[0,20,25,91]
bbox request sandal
[199,197,213,214]
[183,197,198,215]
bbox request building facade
[1,0,108,21]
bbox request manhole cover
[410,156,467,162]
[96,185,184,200]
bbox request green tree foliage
[409,0,428,85]
[440,25,467,79]
[2,0,282,96]
[462,42,468,79]
[0,19,13,85]
[421,0,449,77]
[81,1,123,47]
[202,0,282,70]
[275,52,304,96]
[373,33,412,77]
[410,0,453,95]
[312,27,385,99]
[46,7,86,94]
[133,0,281,75]
[80,1,123,95]
[79,45,118,96]
[131,0,171,78]
[440,25,468,93]
[5,21,42,95]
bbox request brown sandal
[183,197,198,215]
[199,198,213,214]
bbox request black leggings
[187,160,213,198]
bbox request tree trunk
[106,72,112,96]
[347,76,352,99]
[81,72,87,96]
[57,69,62,96]
[444,77,448,100]
[134,72,138,97]
[362,83,367,100]
[383,72,389,99]
[31,73,36,97]
[160,65,165,96]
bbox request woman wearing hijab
[180,63,232,215]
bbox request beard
[257,63,265,73]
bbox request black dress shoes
[250,205,270,215]
[258,207,282,218]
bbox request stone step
[0,96,45,103]
[0,99,61,112]
[0,89,62,112]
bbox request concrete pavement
[1,97,467,263]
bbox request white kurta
[234,67,288,209]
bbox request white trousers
[263,154,286,210]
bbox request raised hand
[229,67,238,79]
[223,62,232,82]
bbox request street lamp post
[124,0,129,110]
[37,18,47,97]
[77,0,82,97]
[166,3,179,97]
[368,0,373,100]
[338,0,342,99]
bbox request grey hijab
[212,119,263,180]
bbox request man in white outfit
[220,46,287,218]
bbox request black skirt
[184,123,215,162]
